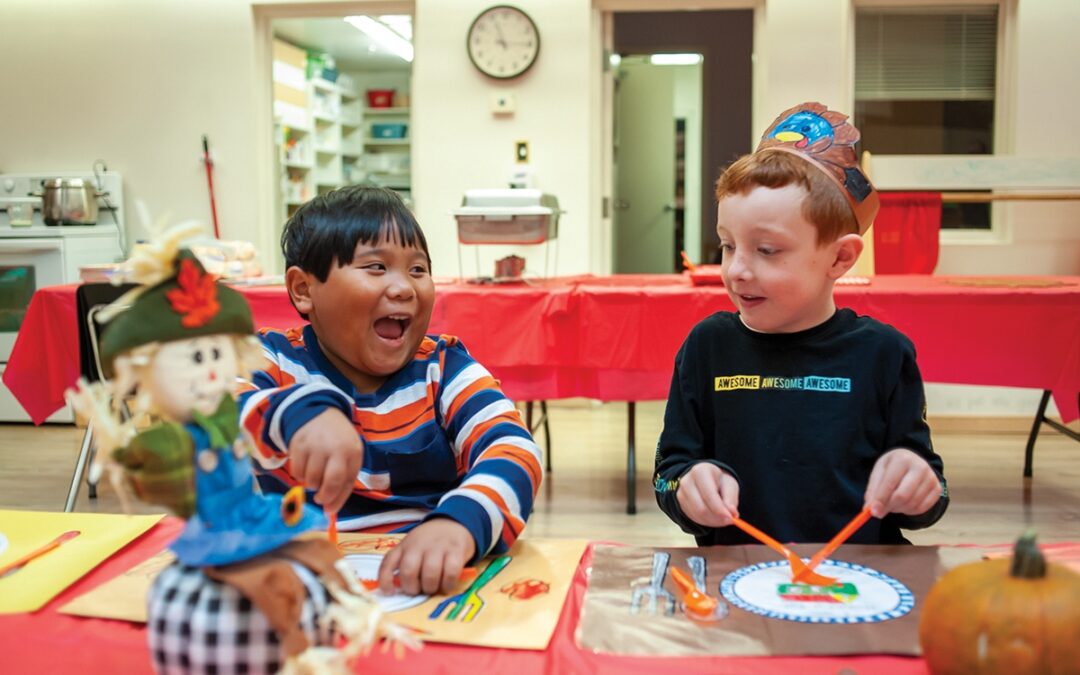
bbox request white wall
[0,0,266,254]
[1,0,1075,416]
[935,0,1080,275]
[411,0,598,279]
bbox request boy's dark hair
[281,186,430,283]
[715,150,858,245]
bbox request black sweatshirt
[654,308,948,546]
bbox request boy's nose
[386,274,416,300]
[726,253,751,280]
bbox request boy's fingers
[441,549,467,595]
[377,546,403,595]
[420,549,447,596]
[677,482,708,524]
[698,472,732,521]
[867,460,904,518]
[289,451,309,486]
[396,547,424,596]
[303,453,328,498]
[316,455,348,514]
[718,473,740,520]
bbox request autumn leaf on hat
[167,257,220,327]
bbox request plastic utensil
[629,551,676,616]
[0,530,81,578]
[793,506,873,583]
[358,566,479,593]
[670,566,725,622]
[327,513,338,547]
[429,556,511,622]
[680,250,697,272]
[731,517,838,586]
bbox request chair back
[75,283,137,383]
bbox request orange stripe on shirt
[464,483,525,539]
[446,375,500,421]
[459,412,529,460]
[474,444,542,488]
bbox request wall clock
[466,5,540,79]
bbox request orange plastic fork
[731,517,838,586]
[793,507,873,583]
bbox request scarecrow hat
[756,101,880,235]
[99,248,254,376]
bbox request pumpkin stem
[1009,529,1047,579]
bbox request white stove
[0,171,126,423]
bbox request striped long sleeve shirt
[237,325,542,560]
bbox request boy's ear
[285,266,315,316]
[827,233,864,279]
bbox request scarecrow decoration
[67,224,419,674]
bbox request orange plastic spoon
[731,517,838,586]
[0,530,81,578]
[793,506,873,583]
[680,250,697,272]
[670,566,724,621]
[359,567,480,593]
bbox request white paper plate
[344,553,429,612]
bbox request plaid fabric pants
[148,561,334,674]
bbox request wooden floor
[2,400,1078,546]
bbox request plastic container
[5,197,39,227]
[371,123,408,139]
[456,214,554,244]
[366,89,395,108]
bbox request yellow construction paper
[60,550,176,622]
[60,532,587,651]
[0,510,163,613]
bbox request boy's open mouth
[373,314,411,341]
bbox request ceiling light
[344,16,413,63]
[378,15,412,41]
[649,53,703,66]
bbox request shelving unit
[360,106,411,197]
[272,37,413,216]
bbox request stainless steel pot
[38,178,102,226]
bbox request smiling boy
[654,102,948,546]
[238,187,542,595]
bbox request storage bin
[372,123,408,139]
[366,89,395,108]
[5,197,39,227]
[456,214,555,245]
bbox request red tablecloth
[5,275,1080,424]
[2,517,935,674]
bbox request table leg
[65,421,94,512]
[627,401,636,515]
[1025,390,1080,478]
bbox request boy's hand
[287,408,364,515]
[377,518,476,596]
[675,462,740,528]
[865,448,941,519]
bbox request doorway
[612,55,701,274]
[261,8,414,260]
[610,9,753,271]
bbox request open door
[613,59,676,274]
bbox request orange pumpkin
[919,531,1080,675]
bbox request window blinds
[855,7,998,101]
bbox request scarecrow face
[145,334,239,421]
